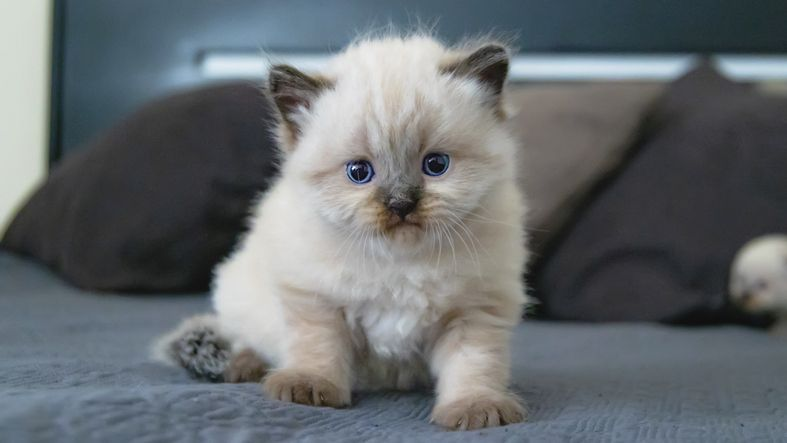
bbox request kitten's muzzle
[383,184,422,221]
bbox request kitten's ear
[267,64,331,148]
[442,44,509,110]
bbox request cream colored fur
[170,35,529,430]
[730,234,787,335]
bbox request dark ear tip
[475,44,509,61]
[481,44,507,54]
[267,65,291,88]
[269,64,294,75]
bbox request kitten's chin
[380,222,426,246]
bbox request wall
[0,2,51,233]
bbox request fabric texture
[535,65,787,324]
[1,82,279,292]
[507,83,664,253]
[2,251,787,442]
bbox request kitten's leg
[224,348,268,383]
[262,291,352,408]
[429,310,525,430]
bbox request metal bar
[199,52,787,82]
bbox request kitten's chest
[345,302,435,359]
[342,269,459,359]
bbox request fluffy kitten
[155,35,529,430]
[730,234,787,335]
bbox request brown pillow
[506,83,664,254]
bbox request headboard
[51,0,787,164]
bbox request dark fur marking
[267,65,333,137]
[167,325,232,382]
[445,45,508,93]
[441,45,509,114]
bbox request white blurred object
[200,52,787,82]
[0,2,50,232]
[729,234,787,335]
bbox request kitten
[730,234,787,335]
[155,35,529,430]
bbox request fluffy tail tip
[151,314,231,382]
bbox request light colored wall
[0,2,51,233]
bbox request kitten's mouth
[387,219,422,230]
[380,213,424,234]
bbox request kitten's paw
[223,349,268,383]
[262,370,350,408]
[431,391,526,430]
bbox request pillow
[1,82,278,292]
[506,83,663,254]
[1,81,660,293]
[534,65,787,325]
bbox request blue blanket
[1,252,786,442]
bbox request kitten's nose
[387,199,417,220]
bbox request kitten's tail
[152,314,232,382]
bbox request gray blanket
[1,251,786,442]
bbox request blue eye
[346,160,375,184]
[422,153,450,176]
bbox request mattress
[1,250,786,442]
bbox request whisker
[452,214,491,259]
[370,230,382,271]
[435,222,444,269]
[447,211,488,274]
[332,223,362,261]
[361,228,371,276]
[444,219,482,279]
[463,212,519,229]
[439,220,457,274]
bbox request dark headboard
[51,0,787,164]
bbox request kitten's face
[303,92,509,245]
[270,40,514,247]
[270,39,515,249]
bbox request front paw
[223,349,268,383]
[431,391,526,430]
[262,370,350,408]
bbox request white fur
[730,234,787,333]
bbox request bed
[4,1,787,441]
[3,251,787,441]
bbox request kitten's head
[267,36,517,249]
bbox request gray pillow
[506,83,664,254]
[534,65,787,325]
[1,82,278,292]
